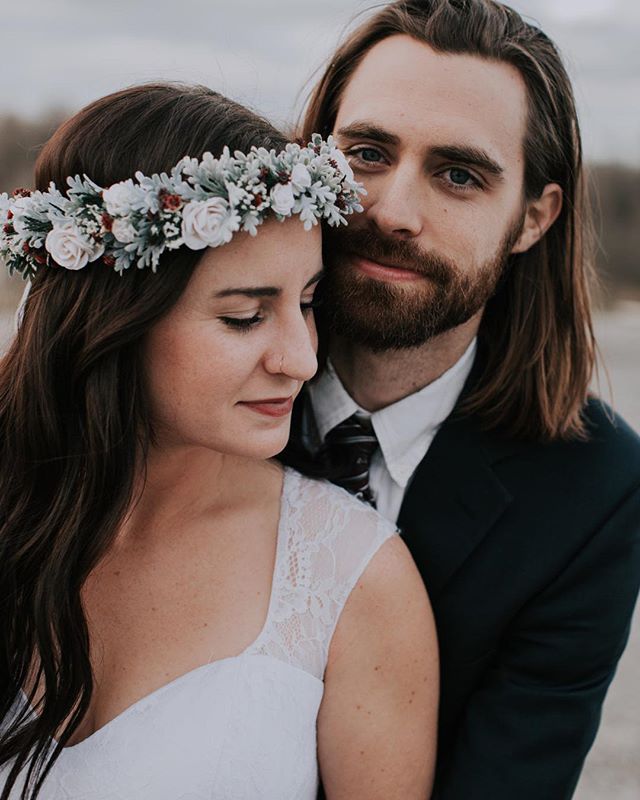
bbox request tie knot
[326,413,376,447]
[325,414,378,505]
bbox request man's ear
[511,183,563,254]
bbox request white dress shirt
[308,339,477,522]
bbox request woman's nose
[265,314,318,382]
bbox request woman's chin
[218,431,291,463]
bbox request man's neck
[329,313,481,412]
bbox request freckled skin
[144,217,322,462]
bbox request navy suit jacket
[398,397,640,798]
[291,389,640,799]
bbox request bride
[0,84,438,799]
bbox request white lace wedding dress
[1,467,397,799]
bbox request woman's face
[144,217,323,460]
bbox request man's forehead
[334,35,528,169]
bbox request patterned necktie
[324,414,379,506]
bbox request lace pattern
[0,468,398,799]
[248,468,398,679]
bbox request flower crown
[0,134,364,277]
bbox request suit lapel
[398,416,513,598]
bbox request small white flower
[270,183,295,216]
[290,163,312,192]
[181,197,239,249]
[0,193,10,224]
[45,223,101,270]
[102,180,136,216]
[111,218,138,244]
[328,147,355,183]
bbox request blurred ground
[0,303,638,796]
[575,303,640,800]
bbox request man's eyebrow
[214,269,324,299]
[430,145,505,179]
[336,125,505,179]
[335,122,400,147]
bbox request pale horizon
[2,0,639,166]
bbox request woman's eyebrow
[215,269,324,299]
[214,286,280,299]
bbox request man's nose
[365,165,424,238]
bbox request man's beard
[322,220,523,352]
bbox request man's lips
[350,254,423,282]
[238,397,294,418]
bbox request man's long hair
[303,0,596,441]
[0,84,288,800]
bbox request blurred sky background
[3,0,640,166]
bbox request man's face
[325,35,530,350]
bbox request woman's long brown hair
[302,0,597,442]
[0,84,287,800]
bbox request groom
[287,1,640,797]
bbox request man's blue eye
[361,148,381,161]
[352,147,382,163]
[449,168,473,185]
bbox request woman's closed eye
[219,298,322,332]
[219,312,263,332]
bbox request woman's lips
[239,397,294,418]
[352,255,422,282]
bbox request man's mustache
[324,227,455,287]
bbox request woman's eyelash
[220,300,322,331]
[219,314,263,331]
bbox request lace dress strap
[247,467,398,680]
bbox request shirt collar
[308,338,477,488]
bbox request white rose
[111,218,138,244]
[329,147,355,183]
[290,163,312,192]
[181,197,239,249]
[270,183,295,216]
[45,223,97,270]
[102,180,136,216]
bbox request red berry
[158,189,182,211]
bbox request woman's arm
[317,535,439,799]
